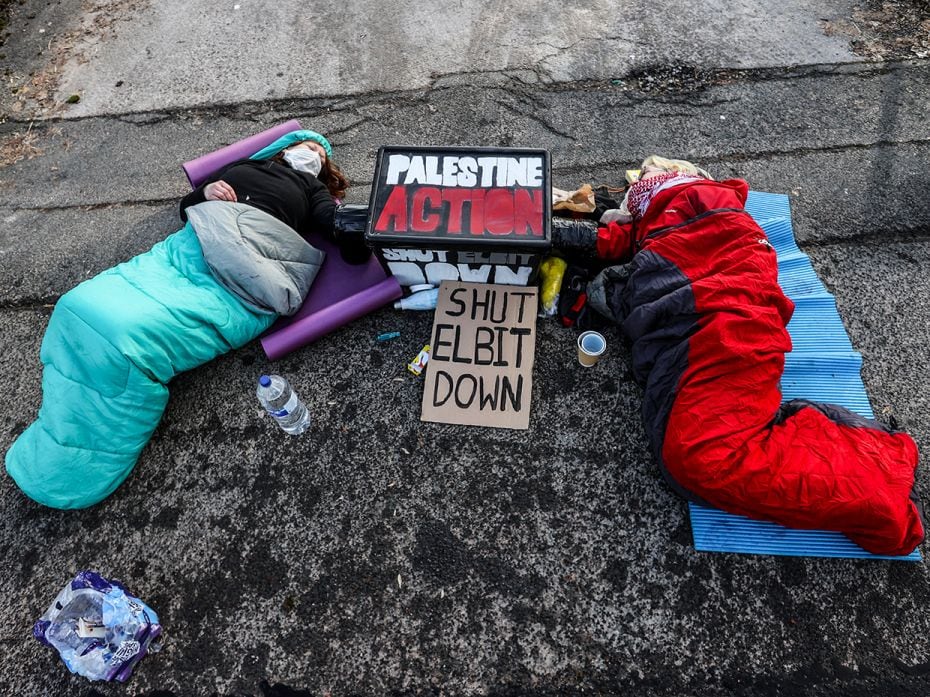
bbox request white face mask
[283,147,323,176]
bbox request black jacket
[180,157,336,238]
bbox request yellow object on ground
[539,256,568,316]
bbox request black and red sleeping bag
[591,178,924,556]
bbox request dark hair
[271,145,349,199]
[318,158,349,199]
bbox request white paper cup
[577,331,606,367]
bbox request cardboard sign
[421,281,538,430]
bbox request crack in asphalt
[112,112,181,127]
[428,66,548,89]
[0,58,926,128]
[322,116,376,137]
[494,99,578,142]
[710,138,930,162]
[5,197,174,212]
[4,136,929,214]
[0,299,57,311]
[550,137,930,174]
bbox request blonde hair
[641,155,712,180]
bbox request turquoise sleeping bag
[5,224,276,508]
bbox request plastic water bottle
[256,374,311,435]
[394,286,439,311]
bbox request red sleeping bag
[593,178,924,556]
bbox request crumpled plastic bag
[34,570,163,682]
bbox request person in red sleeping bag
[585,156,924,556]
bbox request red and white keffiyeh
[627,172,702,220]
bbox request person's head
[639,155,712,181]
[273,137,349,199]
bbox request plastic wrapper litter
[34,570,162,682]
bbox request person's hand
[204,180,237,202]
[600,208,632,224]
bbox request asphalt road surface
[1,0,929,694]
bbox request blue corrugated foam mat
[687,190,921,561]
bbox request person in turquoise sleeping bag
[5,129,366,509]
